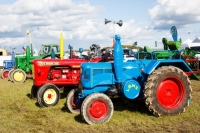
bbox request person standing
[99,48,108,62]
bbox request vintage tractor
[31,46,104,107]
[1,51,15,79]
[9,44,60,83]
[66,34,192,125]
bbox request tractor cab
[39,44,60,58]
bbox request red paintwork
[156,76,185,110]
[32,58,104,87]
[88,100,108,120]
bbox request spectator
[99,48,108,62]
[109,50,113,58]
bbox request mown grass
[0,78,200,133]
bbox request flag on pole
[22,46,26,51]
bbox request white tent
[181,38,192,49]
[183,37,200,48]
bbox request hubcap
[43,89,57,104]
[3,71,9,78]
[89,100,108,120]
[157,77,185,110]
[13,71,25,82]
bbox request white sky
[0,0,200,52]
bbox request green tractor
[9,44,60,83]
[139,37,181,60]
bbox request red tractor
[31,55,103,107]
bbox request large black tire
[1,69,9,79]
[144,66,192,117]
[81,93,114,125]
[66,89,80,114]
[12,69,26,83]
[8,69,15,81]
[37,83,60,107]
[31,85,39,100]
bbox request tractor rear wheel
[144,66,192,117]
[12,69,26,83]
[8,69,15,81]
[30,85,39,100]
[1,69,9,79]
[66,89,80,114]
[81,93,113,125]
[37,83,60,107]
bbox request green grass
[0,79,200,133]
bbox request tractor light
[74,70,77,73]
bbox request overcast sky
[0,0,200,52]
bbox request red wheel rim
[88,100,108,120]
[3,71,9,78]
[157,76,185,110]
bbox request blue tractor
[1,51,15,79]
[66,35,192,125]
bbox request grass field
[0,78,200,133]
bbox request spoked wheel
[81,93,114,125]
[8,69,15,81]
[1,69,9,79]
[66,89,80,114]
[12,69,26,83]
[30,85,39,100]
[144,66,192,117]
[37,84,60,107]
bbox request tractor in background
[1,51,15,79]
[9,44,60,83]
[138,26,200,80]
[66,34,192,125]
[31,44,106,107]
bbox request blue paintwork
[3,50,15,70]
[122,79,141,99]
[77,34,194,102]
[114,35,123,83]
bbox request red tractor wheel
[31,85,39,100]
[66,89,80,114]
[37,84,60,107]
[1,69,9,79]
[144,66,192,117]
[81,93,113,125]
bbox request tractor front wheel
[8,69,15,81]
[81,93,113,125]
[1,69,9,79]
[37,84,60,107]
[12,69,26,83]
[66,89,80,114]
[144,66,192,117]
[31,85,39,100]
